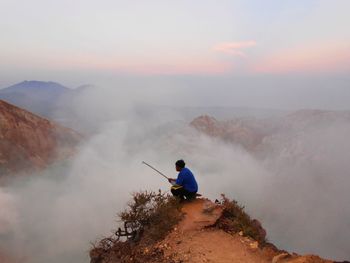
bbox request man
[168,160,198,201]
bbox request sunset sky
[1,0,350,88]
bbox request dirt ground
[156,199,333,263]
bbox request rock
[202,201,216,214]
[272,253,291,263]
[250,241,259,249]
[190,115,265,151]
[0,100,81,175]
[251,219,267,241]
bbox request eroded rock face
[190,115,266,151]
[0,100,81,175]
[190,111,350,155]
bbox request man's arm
[175,172,184,185]
[168,178,177,185]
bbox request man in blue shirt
[169,160,198,201]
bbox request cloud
[0,189,18,235]
[213,41,257,56]
[253,42,350,74]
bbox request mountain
[0,80,71,119]
[0,81,99,133]
[0,80,69,97]
[0,100,81,175]
[190,110,350,152]
[90,193,335,263]
[190,115,270,151]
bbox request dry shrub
[216,194,266,245]
[119,190,182,243]
[90,190,182,263]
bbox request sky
[0,0,350,108]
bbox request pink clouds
[253,43,350,74]
[125,62,232,75]
[213,41,257,56]
[102,59,232,75]
[46,52,233,75]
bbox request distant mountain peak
[2,80,70,91]
[0,80,72,118]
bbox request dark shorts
[171,185,197,200]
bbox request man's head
[175,159,185,171]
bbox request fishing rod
[142,161,170,180]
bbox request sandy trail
[160,198,273,263]
[157,199,333,263]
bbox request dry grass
[215,194,267,245]
[90,190,182,263]
[119,190,182,243]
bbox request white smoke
[0,84,350,262]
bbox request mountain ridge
[90,194,336,263]
[0,99,81,176]
[0,80,70,92]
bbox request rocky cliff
[0,99,81,175]
[190,115,267,151]
[90,192,337,263]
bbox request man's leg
[184,190,197,201]
[171,185,185,200]
[171,186,197,201]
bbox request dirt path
[159,198,273,263]
[155,199,333,263]
[178,198,223,232]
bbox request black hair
[175,159,186,168]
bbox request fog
[1,82,350,262]
[67,73,349,110]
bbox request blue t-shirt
[176,167,198,192]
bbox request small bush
[90,190,182,263]
[216,194,266,245]
[119,190,182,243]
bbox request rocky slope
[158,199,333,263]
[190,110,350,153]
[190,115,269,151]
[90,197,335,263]
[0,99,81,175]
